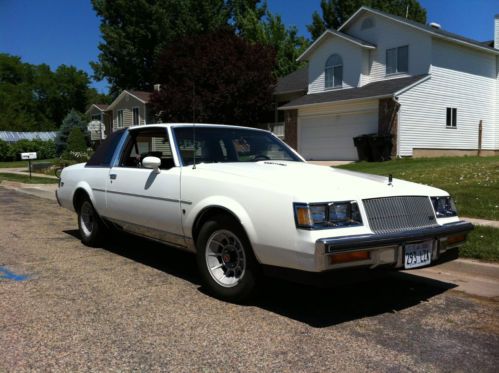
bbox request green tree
[0,53,108,131]
[307,0,427,40]
[91,0,229,93]
[56,110,89,155]
[64,128,88,154]
[231,2,309,77]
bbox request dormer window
[361,17,375,30]
[325,54,343,89]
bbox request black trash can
[368,134,392,162]
[353,135,371,161]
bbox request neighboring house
[275,7,499,160]
[86,88,159,139]
[85,104,112,139]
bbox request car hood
[193,161,447,202]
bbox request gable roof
[85,103,109,115]
[274,66,308,95]
[279,75,429,110]
[339,7,499,55]
[107,89,153,111]
[298,29,376,62]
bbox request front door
[104,127,184,247]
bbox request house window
[117,110,124,128]
[446,108,457,128]
[386,46,409,74]
[132,107,140,126]
[361,17,374,30]
[325,54,343,89]
[91,114,101,122]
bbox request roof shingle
[280,75,428,109]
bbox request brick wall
[283,109,298,150]
[378,98,399,156]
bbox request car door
[104,127,184,247]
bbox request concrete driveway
[1,188,498,372]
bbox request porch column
[283,109,298,150]
[378,98,399,157]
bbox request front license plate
[404,240,433,269]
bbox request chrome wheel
[205,229,246,288]
[79,201,95,238]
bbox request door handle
[110,174,117,180]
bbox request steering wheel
[252,154,270,161]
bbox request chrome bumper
[314,221,474,271]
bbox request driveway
[0,188,498,372]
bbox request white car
[56,124,473,301]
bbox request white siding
[345,14,432,83]
[398,39,497,156]
[112,94,147,131]
[307,36,366,94]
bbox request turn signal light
[447,235,466,245]
[330,250,369,264]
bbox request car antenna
[192,83,196,170]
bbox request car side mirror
[142,156,161,173]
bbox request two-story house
[276,7,499,160]
[86,89,157,140]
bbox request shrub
[0,140,10,161]
[62,128,93,162]
[0,139,57,161]
[56,109,89,155]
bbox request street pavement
[0,188,498,372]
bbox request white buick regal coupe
[56,124,473,301]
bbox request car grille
[362,196,438,234]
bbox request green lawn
[460,226,499,262]
[337,156,499,220]
[0,172,58,184]
[0,158,58,168]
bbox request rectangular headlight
[294,201,363,229]
[431,196,458,218]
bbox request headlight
[294,201,363,229]
[431,196,458,218]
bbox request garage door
[299,110,378,161]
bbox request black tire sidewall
[196,216,258,302]
[77,199,102,247]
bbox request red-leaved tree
[150,29,276,127]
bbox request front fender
[185,195,259,247]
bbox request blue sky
[1,0,497,94]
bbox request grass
[0,158,58,168]
[337,156,499,220]
[460,226,499,262]
[0,172,58,184]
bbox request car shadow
[64,230,457,328]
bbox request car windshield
[173,126,302,165]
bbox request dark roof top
[341,7,498,54]
[280,75,428,109]
[94,104,109,111]
[129,90,152,103]
[274,66,308,95]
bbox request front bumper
[314,221,473,271]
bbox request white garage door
[299,110,378,161]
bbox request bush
[56,109,89,155]
[62,128,93,162]
[0,139,56,161]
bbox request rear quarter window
[86,129,126,167]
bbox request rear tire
[77,198,105,246]
[196,215,259,302]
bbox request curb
[436,258,499,281]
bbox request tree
[150,29,276,126]
[0,53,109,131]
[91,0,229,94]
[64,128,88,154]
[307,0,427,40]
[56,110,89,155]
[230,1,309,77]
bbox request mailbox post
[21,152,37,179]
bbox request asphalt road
[1,188,498,372]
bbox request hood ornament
[388,174,393,186]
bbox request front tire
[77,198,105,246]
[196,215,259,302]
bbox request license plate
[404,240,433,269]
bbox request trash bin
[368,134,392,162]
[353,135,371,161]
